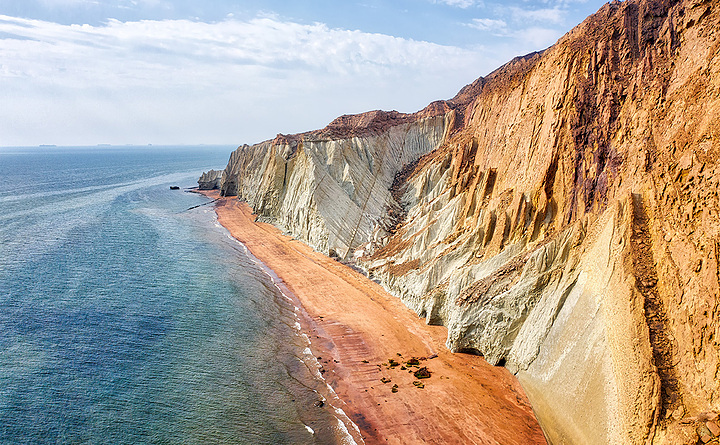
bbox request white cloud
[467,16,560,50]
[468,17,507,33]
[509,7,565,25]
[432,0,483,8]
[552,0,593,6]
[465,3,569,55]
[37,0,99,6]
[512,26,563,49]
[0,14,505,146]
[0,14,491,85]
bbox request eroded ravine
[631,193,681,422]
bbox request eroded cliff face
[218,0,720,442]
[198,169,224,190]
[220,107,457,257]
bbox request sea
[0,146,353,444]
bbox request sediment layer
[203,191,546,444]
[211,0,720,442]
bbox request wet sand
[201,191,547,445]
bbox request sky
[0,0,607,147]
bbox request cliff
[216,0,720,442]
[220,105,457,258]
[198,169,224,190]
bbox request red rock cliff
[219,0,720,442]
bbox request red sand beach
[201,191,547,444]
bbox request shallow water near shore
[0,146,344,444]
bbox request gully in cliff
[198,190,547,444]
[199,0,720,443]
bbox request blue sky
[0,0,606,146]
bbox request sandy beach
[201,191,546,444]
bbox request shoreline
[199,190,547,444]
[219,218,364,443]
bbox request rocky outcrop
[219,107,456,257]
[215,0,720,442]
[198,169,224,190]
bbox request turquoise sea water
[0,146,347,444]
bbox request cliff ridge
[215,0,720,442]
